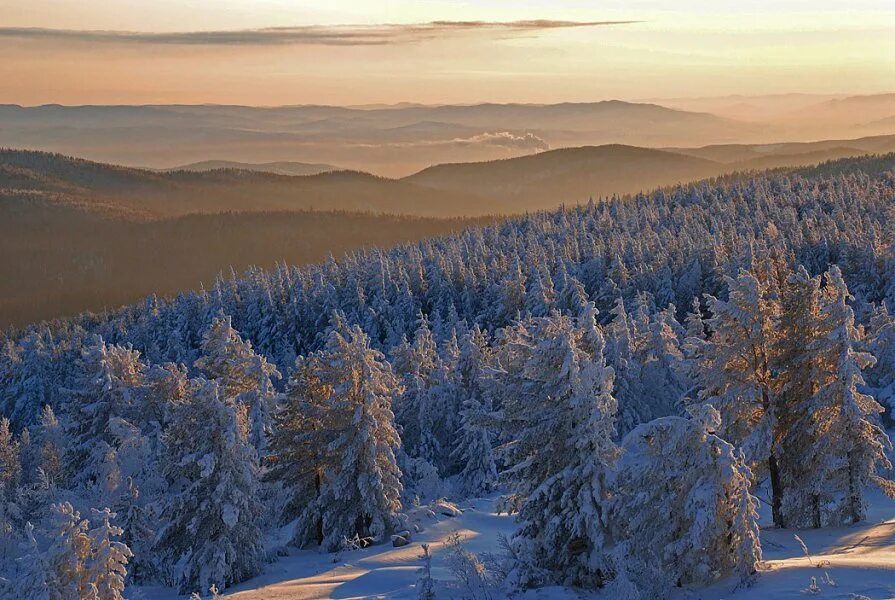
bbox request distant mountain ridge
[0,100,749,176]
[164,160,339,177]
[5,135,895,220]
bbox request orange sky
[2,1,894,105]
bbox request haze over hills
[0,101,752,177]
[3,97,894,177]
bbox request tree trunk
[769,453,785,528]
[812,494,821,528]
[315,469,324,545]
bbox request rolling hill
[403,145,724,210]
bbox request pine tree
[0,417,22,548]
[418,331,462,474]
[393,314,438,461]
[452,326,497,496]
[65,337,146,500]
[154,378,264,593]
[86,507,133,599]
[637,306,686,419]
[194,316,281,456]
[867,303,895,424]
[11,522,50,600]
[44,502,101,599]
[608,404,761,591]
[267,352,337,539]
[698,269,786,526]
[114,477,155,583]
[0,417,21,501]
[795,266,895,525]
[606,297,646,434]
[33,405,64,489]
[280,318,403,551]
[507,319,619,590]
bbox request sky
[2,0,894,105]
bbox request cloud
[0,20,638,47]
[352,131,550,152]
[450,131,550,151]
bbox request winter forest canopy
[1,153,895,597]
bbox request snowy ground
[129,491,895,599]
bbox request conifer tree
[280,318,403,551]
[698,269,786,526]
[774,266,824,526]
[608,404,761,591]
[507,319,619,590]
[86,507,133,599]
[452,326,497,496]
[154,379,264,593]
[194,316,281,456]
[65,338,146,501]
[794,267,895,525]
[393,314,438,460]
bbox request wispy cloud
[0,20,638,47]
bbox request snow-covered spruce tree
[391,313,438,462]
[637,305,687,420]
[794,266,895,525]
[194,315,281,456]
[32,404,65,490]
[606,297,646,435]
[866,302,895,424]
[0,417,22,555]
[267,351,339,540]
[774,266,826,527]
[698,268,787,526]
[608,404,761,591]
[498,308,620,589]
[418,330,462,474]
[86,507,133,599]
[26,502,132,599]
[154,378,264,594]
[681,296,709,403]
[452,325,498,496]
[282,317,403,551]
[64,337,146,501]
[113,477,155,583]
[0,417,21,503]
[10,522,50,599]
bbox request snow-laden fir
[0,154,894,597]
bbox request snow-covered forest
[1,154,895,597]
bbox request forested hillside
[0,199,489,327]
[10,143,895,327]
[1,154,894,597]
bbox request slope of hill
[0,149,487,217]
[165,159,339,176]
[669,134,895,165]
[0,196,488,328]
[403,145,724,210]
